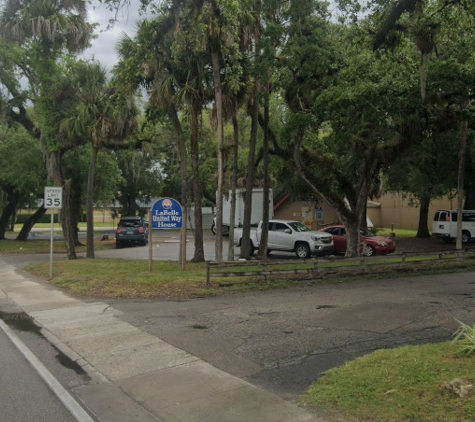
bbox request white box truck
[211,188,274,235]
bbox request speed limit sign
[44,187,63,209]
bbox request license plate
[125,230,133,234]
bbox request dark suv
[115,216,149,248]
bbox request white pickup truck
[234,219,334,259]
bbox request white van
[432,210,475,243]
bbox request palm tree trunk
[456,118,468,250]
[190,99,204,262]
[240,45,260,259]
[86,146,98,258]
[228,111,239,261]
[211,47,224,262]
[61,179,77,259]
[168,103,188,263]
[257,84,270,259]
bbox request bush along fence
[205,249,475,287]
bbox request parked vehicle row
[234,220,396,258]
[234,219,334,259]
[114,215,397,257]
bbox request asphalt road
[0,322,81,422]
[105,271,475,402]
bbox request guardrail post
[402,252,406,264]
[313,259,318,274]
[262,262,267,282]
[206,262,210,287]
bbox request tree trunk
[190,99,204,262]
[9,210,16,232]
[240,56,260,259]
[359,206,368,230]
[415,196,431,238]
[227,111,239,261]
[71,184,83,246]
[86,146,98,258]
[0,199,16,240]
[464,187,475,210]
[168,103,187,263]
[456,118,468,250]
[257,84,270,259]
[61,179,77,259]
[342,214,361,257]
[16,206,47,241]
[211,48,225,263]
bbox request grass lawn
[0,238,116,254]
[302,342,475,422]
[26,259,221,299]
[373,228,417,238]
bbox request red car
[320,225,396,256]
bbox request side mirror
[285,228,291,234]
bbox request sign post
[44,187,62,278]
[151,198,185,270]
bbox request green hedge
[15,213,59,224]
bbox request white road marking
[0,319,96,422]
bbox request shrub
[452,319,475,355]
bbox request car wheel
[211,221,216,235]
[462,231,471,243]
[295,242,310,259]
[363,244,376,257]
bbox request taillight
[139,227,145,233]
[117,228,122,233]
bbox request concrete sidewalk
[0,258,322,422]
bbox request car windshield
[288,222,311,232]
[360,228,376,237]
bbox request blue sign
[151,197,183,229]
[316,207,323,221]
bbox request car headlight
[377,242,387,246]
[311,235,320,241]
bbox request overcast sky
[81,1,142,71]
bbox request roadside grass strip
[0,238,116,254]
[22,250,475,299]
[302,342,475,422]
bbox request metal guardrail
[205,249,475,287]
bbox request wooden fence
[205,249,475,286]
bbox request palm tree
[60,61,137,258]
[0,0,94,259]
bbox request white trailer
[212,188,274,235]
